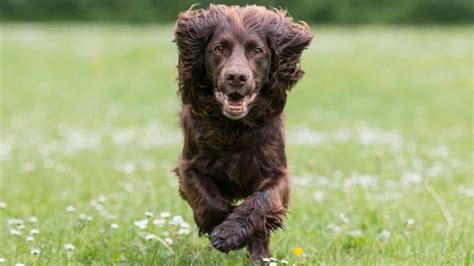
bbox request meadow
[0,24,472,265]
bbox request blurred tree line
[1,0,473,24]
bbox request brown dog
[174,4,312,261]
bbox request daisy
[110,223,119,230]
[153,218,165,227]
[8,219,24,226]
[10,229,22,236]
[145,211,154,218]
[339,213,350,224]
[406,219,415,230]
[97,195,107,203]
[134,219,148,229]
[64,243,76,251]
[379,229,391,241]
[160,211,171,218]
[66,205,76,213]
[177,228,190,235]
[79,213,93,221]
[31,248,40,255]
[30,229,40,235]
[145,234,157,241]
[170,215,183,225]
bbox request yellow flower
[294,247,304,256]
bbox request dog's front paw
[210,219,252,253]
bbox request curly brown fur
[174,4,312,261]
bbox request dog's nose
[225,69,248,87]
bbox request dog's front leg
[179,167,233,235]
[210,173,289,258]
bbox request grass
[0,23,472,265]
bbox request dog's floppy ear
[269,11,313,91]
[174,5,222,105]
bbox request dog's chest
[195,133,285,197]
[201,145,273,197]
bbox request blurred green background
[1,0,473,24]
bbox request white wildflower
[0,258,5,263]
[401,172,422,188]
[348,229,362,237]
[29,216,38,223]
[145,211,154,218]
[164,237,173,245]
[91,202,104,212]
[327,223,342,234]
[269,262,277,266]
[177,228,190,235]
[97,195,107,203]
[262,258,271,262]
[31,248,40,255]
[145,234,157,241]
[10,229,22,236]
[406,219,415,230]
[15,263,25,266]
[379,229,391,241]
[64,243,76,250]
[339,213,350,224]
[110,223,119,230]
[26,236,34,242]
[134,219,148,229]
[457,186,474,197]
[8,219,24,226]
[79,213,93,221]
[313,190,325,202]
[153,218,165,227]
[281,259,289,264]
[180,222,190,228]
[0,202,6,209]
[170,215,183,225]
[66,205,77,213]
[30,228,40,235]
[160,211,171,218]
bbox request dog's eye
[214,45,224,55]
[253,47,263,56]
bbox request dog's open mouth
[215,91,257,120]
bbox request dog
[174,4,312,261]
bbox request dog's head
[175,5,313,121]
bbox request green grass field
[0,24,472,265]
